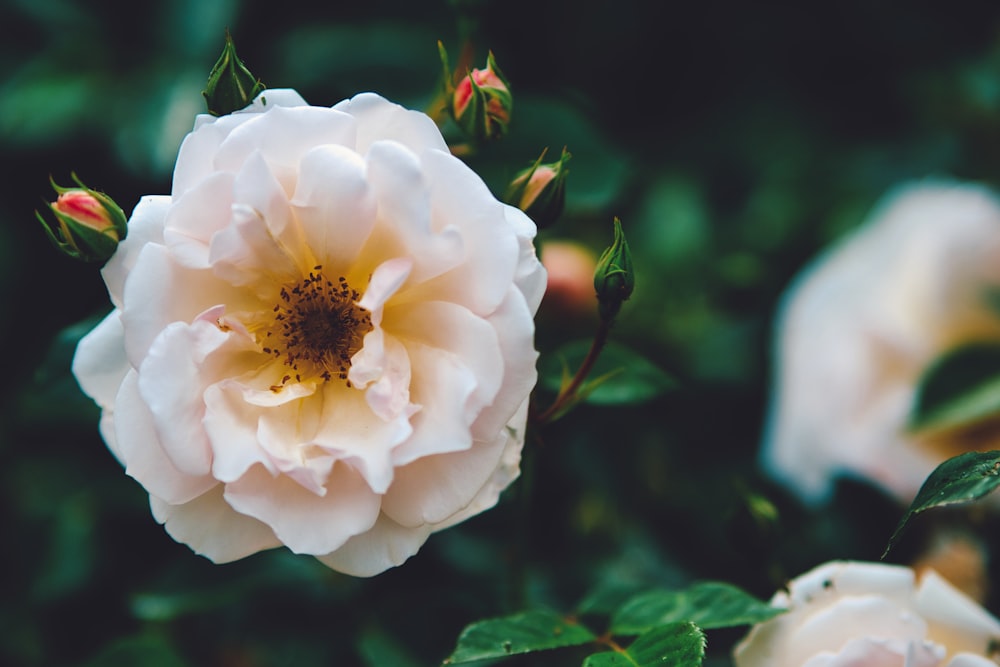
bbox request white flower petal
[362,141,464,284]
[505,204,548,315]
[101,195,170,308]
[734,561,1000,667]
[312,384,412,494]
[204,381,274,483]
[385,299,503,423]
[150,486,282,564]
[333,92,448,155]
[382,421,509,527]
[120,243,256,368]
[163,171,235,269]
[291,144,377,273]
[114,371,216,504]
[917,570,1000,657]
[388,341,477,465]
[224,462,380,555]
[73,309,128,410]
[315,512,433,577]
[214,105,357,177]
[470,287,539,441]
[209,152,301,286]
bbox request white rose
[734,560,1000,667]
[71,90,546,576]
[761,182,1000,504]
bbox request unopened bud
[440,44,512,143]
[203,29,265,116]
[505,147,570,229]
[594,217,634,320]
[36,174,127,263]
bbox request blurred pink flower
[762,183,1000,504]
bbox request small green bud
[593,217,634,320]
[505,147,570,229]
[36,173,127,263]
[441,45,512,143]
[203,29,265,116]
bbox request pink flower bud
[52,190,120,238]
[505,147,570,228]
[440,46,512,143]
[36,174,127,263]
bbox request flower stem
[535,316,614,425]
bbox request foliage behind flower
[761,182,1000,505]
[733,560,1000,667]
[71,89,546,576]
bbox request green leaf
[610,582,782,635]
[909,343,1000,433]
[583,623,705,667]
[444,610,597,664]
[540,341,676,406]
[883,450,1000,557]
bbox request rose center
[262,266,372,388]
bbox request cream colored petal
[360,141,464,284]
[114,371,215,504]
[73,309,128,410]
[468,287,538,441]
[385,300,502,421]
[291,144,376,274]
[311,383,412,494]
[214,105,357,178]
[150,486,282,564]
[101,195,171,308]
[917,569,1000,658]
[120,243,257,369]
[398,148,519,316]
[223,463,380,555]
[388,340,476,465]
[209,151,302,287]
[315,512,434,577]
[504,203,547,315]
[332,92,448,155]
[163,171,234,269]
[382,421,509,528]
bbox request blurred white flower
[72,89,545,576]
[734,560,1000,667]
[762,182,1000,504]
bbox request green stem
[535,316,614,425]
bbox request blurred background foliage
[5,0,1000,665]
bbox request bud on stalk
[440,44,512,143]
[203,29,265,116]
[36,174,127,263]
[594,217,634,321]
[505,147,570,229]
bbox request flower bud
[505,147,570,229]
[441,44,512,143]
[36,174,127,263]
[203,29,265,116]
[593,217,635,320]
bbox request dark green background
[4,0,1000,664]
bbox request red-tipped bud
[36,174,127,263]
[505,147,570,229]
[440,44,512,143]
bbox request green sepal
[202,29,265,116]
[594,217,635,320]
